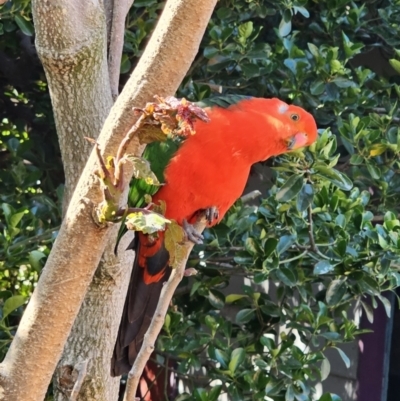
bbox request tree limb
[123,221,206,401]
[108,0,135,99]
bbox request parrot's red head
[271,99,318,150]
[259,98,318,154]
[193,96,318,163]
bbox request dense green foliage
[1,0,400,400]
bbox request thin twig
[307,205,317,252]
[306,207,340,262]
[115,113,147,186]
[279,250,308,265]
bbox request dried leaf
[135,96,210,144]
[165,221,186,268]
[137,125,168,144]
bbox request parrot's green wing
[115,139,180,252]
[127,139,181,208]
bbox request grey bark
[32,0,114,209]
[55,230,135,401]
[108,0,135,99]
[0,1,217,401]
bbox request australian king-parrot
[111,95,318,376]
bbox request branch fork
[87,96,210,228]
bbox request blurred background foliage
[1,0,400,400]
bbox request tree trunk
[0,1,217,401]
[54,229,135,401]
[55,2,217,399]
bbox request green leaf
[378,295,392,318]
[9,211,26,228]
[264,237,278,258]
[326,279,347,306]
[279,18,292,37]
[275,267,297,286]
[235,309,255,324]
[320,358,331,381]
[216,7,232,20]
[204,46,219,59]
[265,379,285,396]
[314,165,353,191]
[240,63,260,79]
[2,295,25,320]
[238,21,253,39]
[313,261,334,275]
[286,385,295,401]
[229,347,245,374]
[225,294,248,303]
[120,54,131,74]
[277,235,295,255]
[361,301,374,324]
[214,348,228,368]
[209,385,223,401]
[208,289,225,309]
[29,251,46,271]
[296,183,314,212]
[276,175,304,202]
[310,80,325,96]
[14,15,34,36]
[164,313,171,331]
[319,332,341,341]
[350,154,363,165]
[334,347,350,368]
[245,237,261,255]
[308,43,320,58]
[193,388,208,401]
[1,203,13,224]
[366,162,381,180]
[389,59,400,75]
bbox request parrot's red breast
[111,97,318,376]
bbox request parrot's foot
[205,206,219,225]
[182,219,204,244]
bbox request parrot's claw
[182,219,204,244]
[205,206,219,225]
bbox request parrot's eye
[290,113,300,121]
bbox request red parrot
[111,96,318,376]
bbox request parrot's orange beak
[287,132,309,150]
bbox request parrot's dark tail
[110,237,170,377]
